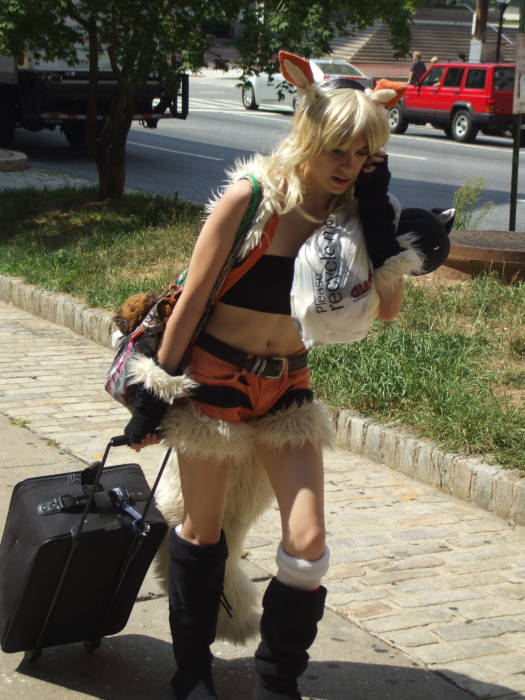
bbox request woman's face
[303,134,370,197]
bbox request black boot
[168,529,228,700]
[254,578,326,700]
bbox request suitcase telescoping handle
[79,435,170,535]
[109,434,130,447]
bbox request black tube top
[220,254,295,315]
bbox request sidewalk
[1,299,525,699]
[0,417,470,700]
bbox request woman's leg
[253,441,328,700]
[168,452,231,700]
[257,441,325,561]
[178,451,232,544]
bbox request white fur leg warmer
[276,543,330,591]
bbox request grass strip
[1,188,524,469]
[0,187,201,309]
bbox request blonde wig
[252,86,391,220]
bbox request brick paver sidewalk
[1,298,525,699]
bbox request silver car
[241,58,374,111]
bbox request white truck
[0,50,188,148]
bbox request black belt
[196,333,308,380]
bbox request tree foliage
[231,0,424,75]
[0,0,423,198]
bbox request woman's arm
[377,278,403,321]
[156,178,253,374]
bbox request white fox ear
[279,50,315,89]
[368,79,407,107]
[368,88,398,106]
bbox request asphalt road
[10,71,525,231]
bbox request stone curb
[1,273,523,527]
[0,148,28,172]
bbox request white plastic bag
[291,210,379,348]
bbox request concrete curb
[1,272,523,527]
[0,148,28,172]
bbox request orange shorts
[185,333,313,424]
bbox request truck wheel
[0,92,16,148]
[388,106,408,134]
[451,110,478,143]
[242,85,258,110]
[62,121,87,148]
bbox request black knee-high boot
[254,578,327,700]
[168,529,228,700]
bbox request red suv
[388,62,524,145]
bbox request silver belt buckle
[252,356,287,379]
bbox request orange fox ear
[370,79,406,107]
[278,50,315,89]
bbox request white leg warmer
[275,542,330,591]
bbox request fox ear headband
[278,50,406,108]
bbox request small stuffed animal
[113,291,158,335]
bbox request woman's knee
[284,525,326,561]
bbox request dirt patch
[410,265,472,289]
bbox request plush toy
[113,285,181,337]
[113,291,158,335]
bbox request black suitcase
[0,436,169,658]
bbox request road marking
[127,141,224,161]
[189,108,291,124]
[190,107,244,114]
[191,100,240,109]
[390,131,517,154]
[388,152,427,160]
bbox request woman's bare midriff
[202,210,328,357]
[205,301,304,357]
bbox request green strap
[236,174,260,242]
[175,174,260,288]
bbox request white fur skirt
[153,398,334,646]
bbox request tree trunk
[94,84,134,199]
[86,17,100,156]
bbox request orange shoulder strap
[217,214,280,299]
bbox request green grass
[1,188,524,470]
[0,187,201,309]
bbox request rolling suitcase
[0,435,169,659]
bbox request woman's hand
[130,432,161,453]
[124,383,169,450]
[360,150,387,175]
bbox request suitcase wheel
[84,639,101,653]
[24,648,42,662]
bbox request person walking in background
[408,50,427,84]
[430,55,439,65]
[458,52,467,62]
